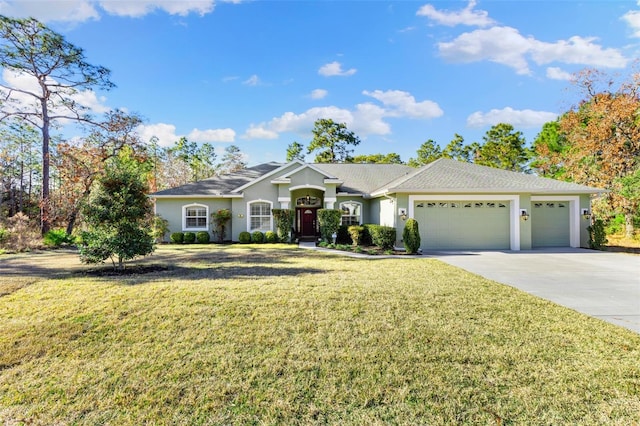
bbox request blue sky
[1,0,638,165]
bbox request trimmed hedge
[265,231,278,243]
[196,231,210,244]
[238,231,251,244]
[366,224,396,250]
[170,232,184,244]
[318,209,342,242]
[251,231,264,243]
[348,225,365,246]
[183,232,196,244]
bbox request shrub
[5,212,37,252]
[348,225,365,246]
[588,218,608,250]
[336,225,351,244]
[318,209,342,242]
[0,227,8,245]
[43,229,75,247]
[151,215,170,243]
[272,209,294,242]
[183,232,196,244]
[239,231,251,244]
[196,231,210,244]
[212,209,232,243]
[251,231,264,243]
[264,230,278,243]
[403,218,421,254]
[365,224,394,249]
[170,232,184,244]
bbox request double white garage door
[413,199,571,250]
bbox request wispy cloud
[466,107,558,128]
[318,61,357,77]
[310,89,328,100]
[417,0,494,28]
[243,75,260,86]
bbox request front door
[300,208,318,237]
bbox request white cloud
[310,89,328,99]
[0,0,219,22]
[188,128,235,143]
[136,123,179,146]
[318,61,357,77]
[243,89,440,140]
[438,26,628,75]
[622,9,640,37]
[99,0,215,17]
[0,0,100,23]
[417,0,494,28]
[546,67,572,81]
[362,89,443,119]
[243,75,260,86]
[466,107,558,128]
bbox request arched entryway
[293,192,322,240]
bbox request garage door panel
[532,201,570,247]
[414,201,510,250]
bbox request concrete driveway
[432,248,640,334]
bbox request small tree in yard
[403,218,421,254]
[79,163,155,270]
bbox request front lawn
[1,245,638,425]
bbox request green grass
[1,245,639,425]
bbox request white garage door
[531,201,570,247]
[413,201,510,250]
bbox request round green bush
[196,231,210,244]
[251,231,264,243]
[170,232,184,244]
[183,232,196,244]
[264,231,278,243]
[238,231,251,244]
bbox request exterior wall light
[520,209,530,221]
[237,213,244,218]
[399,208,408,221]
[582,209,591,220]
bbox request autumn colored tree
[532,120,569,179]
[307,119,360,163]
[53,111,144,235]
[556,68,640,237]
[0,17,115,234]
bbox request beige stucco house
[151,158,606,251]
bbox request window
[249,201,272,231]
[340,201,361,226]
[184,204,208,230]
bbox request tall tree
[442,134,473,162]
[307,118,360,163]
[218,145,247,174]
[474,123,530,172]
[532,120,569,179]
[408,139,442,167]
[167,137,217,182]
[286,141,305,162]
[558,68,640,237]
[0,16,114,234]
[352,153,403,164]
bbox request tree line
[1,15,638,247]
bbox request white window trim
[183,203,209,231]
[408,194,520,251]
[247,200,273,232]
[339,200,363,226]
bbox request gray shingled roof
[152,162,283,196]
[312,163,415,194]
[379,158,606,194]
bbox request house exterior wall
[154,198,232,242]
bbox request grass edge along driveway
[1,245,639,425]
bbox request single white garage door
[413,201,510,250]
[531,201,570,247]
